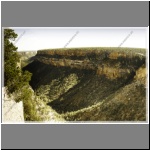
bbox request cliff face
[24,48,146,121]
[2,88,24,122]
[35,48,145,79]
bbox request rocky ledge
[33,47,145,79]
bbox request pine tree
[4,29,32,94]
[4,29,21,93]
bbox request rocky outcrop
[34,48,145,80]
[2,87,24,122]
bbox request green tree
[4,29,32,93]
[4,29,21,93]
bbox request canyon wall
[35,48,145,80]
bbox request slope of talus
[63,64,147,121]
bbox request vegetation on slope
[63,66,146,121]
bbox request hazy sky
[11,27,147,51]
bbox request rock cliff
[35,48,145,79]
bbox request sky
[10,27,147,51]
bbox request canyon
[23,47,147,121]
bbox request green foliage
[22,88,39,121]
[15,86,41,121]
[4,29,21,93]
[4,29,18,40]
[4,29,32,93]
